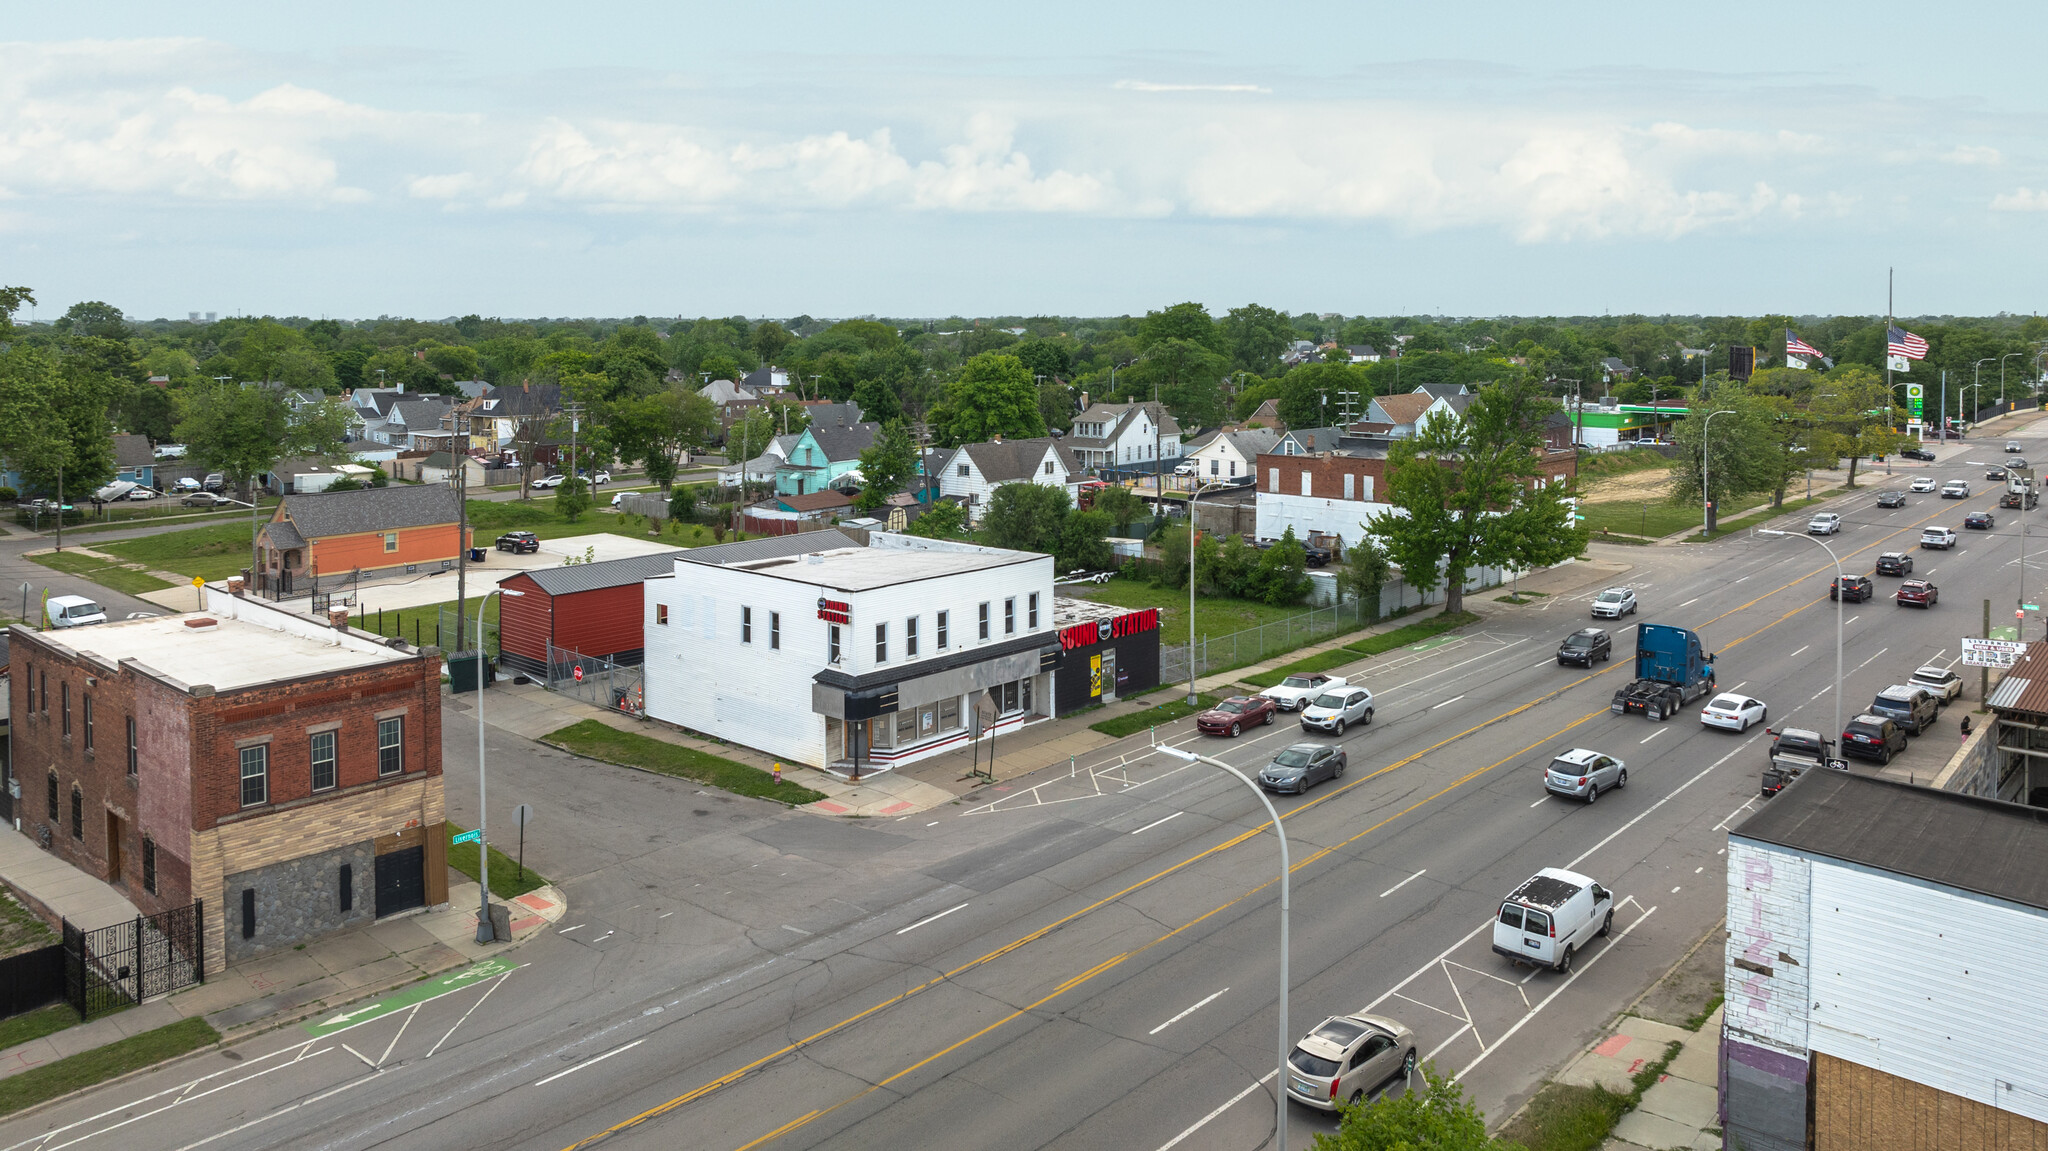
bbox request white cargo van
[1490,867,1614,973]
[47,595,107,628]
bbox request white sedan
[1909,477,1938,493]
[1700,693,1767,732]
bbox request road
[0,421,2035,1151]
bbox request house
[1253,435,1574,553]
[1344,345,1382,363]
[466,381,563,455]
[774,489,856,518]
[1064,400,1183,470]
[253,484,470,595]
[774,418,878,496]
[1274,426,1347,455]
[1183,427,1280,483]
[1599,357,1633,381]
[111,434,156,489]
[348,387,408,440]
[1243,398,1285,430]
[386,399,461,451]
[741,366,793,395]
[496,550,693,678]
[338,438,402,464]
[1723,769,2048,1150]
[642,533,1057,776]
[1363,392,1461,438]
[721,432,802,488]
[1409,382,1470,402]
[936,437,1081,523]
[260,458,360,495]
[8,588,447,975]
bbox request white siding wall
[936,448,1076,524]
[1724,839,1813,1059]
[1255,491,1388,550]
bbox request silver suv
[1300,686,1373,735]
[1544,747,1626,803]
[1590,587,1637,619]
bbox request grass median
[445,823,550,900]
[1088,693,1219,738]
[542,719,827,805]
[1242,611,1480,688]
[1683,489,1841,541]
[0,1017,219,1118]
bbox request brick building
[1253,441,1576,552]
[9,588,447,974]
[254,484,470,596]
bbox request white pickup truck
[1260,673,1349,712]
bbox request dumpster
[469,547,487,563]
[449,650,494,693]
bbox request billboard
[1961,637,2028,669]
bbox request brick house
[254,484,470,594]
[8,589,447,973]
[1254,441,1575,552]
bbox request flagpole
[1887,267,1895,431]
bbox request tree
[1139,302,1224,353]
[556,475,591,522]
[1055,508,1115,571]
[1368,377,1588,616]
[1090,484,1145,536]
[1277,361,1372,429]
[853,423,919,513]
[1664,387,1780,513]
[669,485,697,522]
[906,499,967,539]
[1312,1063,1517,1151]
[1013,338,1072,382]
[0,287,33,338]
[1339,536,1390,614]
[1221,304,1294,374]
[1244,527,1313,605]
[1037,377,1076,434]
[1129,338,1227,429]
[1803,365,1904,489]
[55,300,130,340]
[177,380,351,569]
[751,321,794,364]
[612,386,717,492]
[980,482,1072,554]
[934,354,1046,445]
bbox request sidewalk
[0,825,143,932]
[1551,1005,1724,1150]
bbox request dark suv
[1830,575,1874,603]
[1870,686,1939,735]
[1557,628,1612,666]
[1875,551,1913,576]
[496,531,541,553]
[1841,715,1908,765]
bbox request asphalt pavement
[0,420,2032,1151]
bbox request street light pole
[1701,409,1737,537]
[474,586,524,943]
[1188,480,1228,705]
[1154,743,1291,1151]
[2001,352,2024,405]
[1757,530,1845,745]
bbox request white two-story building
[1064,400,1183,470]
[641,532,1057,776]
[936,436,1080,523]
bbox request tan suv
[1284,1013,1417,1111]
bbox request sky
[4,2,2046,322]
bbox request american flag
[1887,325,1929,360]
[1785,329,1821,357]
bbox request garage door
[374,846,425,917]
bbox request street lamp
[2001,352,2025,404]
[474,586,523,943]
[1155,743,1291,1151]
[1700,409,1737,537]
[1187,479,1232,705]
[1757,530,1845,747]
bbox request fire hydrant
[773,762,782,785]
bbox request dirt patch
[1631,922,1726,1029]
[1581,466,1676,503]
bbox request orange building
[254,485,470,594]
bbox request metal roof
[1988,641,2048,713]
[1733,769,2048,913]
[514,550,693,596]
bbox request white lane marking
[1728,681,1747,691]
[1431,695,1466,710]
[1454,907,1658,1080]
[1380,869,1428,898]
[1154,1068,1280,1151]
[1532,659,1557,669]
[1811,686,1830,700]
[1530,797,1548,808]
[1679,597,1700,608]
[1847,615,1861,625]
[342,1044,375,1069]
[1149,988,1229,1035]
[1425,1022,1474,1061]
[1789,645,1810,659]
[1715,797,1759,831]
[535,1039,646,1086]
[783,925,812,935]
[1132,812,1184,835]
[17,1046,340,1151]
[556,924,584,934]
[425,969,514,1058]
[1672,886,1682,893]
[1734,576,1750,583]
[1563,737,1758,871]
[927,821,940,827]
[1695,866,1704,873]
[165,1071,387,1151]
[1854,647,1890,672]
[1640,729,1667,744]
[896,902,971,935]
[376,1002,421,1067]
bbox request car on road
[1901,447,1937,462]
[1841,714,1908,765]
[1909,476,1938,492]
[1918,526,1956,549]
[1258,743,1347,795]
[1988,466,2009,481]
[1556,627,1612,666]
[1196,695,1278,737]
[587,470,612,485]
[1829,575,1874,603]
[532,474,566,488]
[1870,685,1940,735]
[495,531,541,553]
[1589,587,1637,619]
[1910,665,1964,704]
[2013,457,2031,470]
[1700,693,1767,732]
[1301,685,1374,735]
[2009,441,2026,453]
[1875,490,1907,508]
[46,594,107,628]
[1543,747,1626,803]
[180,491,230,507]
[1875,551,1914,576]
[1807,512,1842,535]
[1940,479,1971,499]
[1965,510,1995,530]
[1260,672,1347,712]
[126,487,160,500]
[1896,579,1939,607]
[1491,868,1615,973]
[1284,1013,1416,1111]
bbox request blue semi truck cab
[1610,623,1716,721]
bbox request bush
[0,487,16,503]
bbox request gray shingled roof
[263,518,307,550]
[959,437,1078,483]
[516,550,693,596]
[388,399,455,430]
[276,484,463,539]
[112,434,155,468]
[676,528,862,568]
[806,421,879,464]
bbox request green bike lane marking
[1407,636,1461,653]
[303,958,522,1038]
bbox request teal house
[773,407,878,496]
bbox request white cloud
[1992,187,2048,211]
[1114,80,1271,94]
[1947,144,2002,165]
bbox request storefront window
[895,710,917,743]
[939,697,961,731]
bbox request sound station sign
[1059,608,1159,652]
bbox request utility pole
[455,408,470,654]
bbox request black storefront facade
[1050,607,1162,714]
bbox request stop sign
[573,665,584,682]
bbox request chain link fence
[545,641,644,716]
[1159,597,1373,686]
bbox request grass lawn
[1061,577,1341,648]
[1090,693,1219,738]
[0,885,58,959]
[97,522,259,582]
[444,823,550,900]
[465,484,726,546]
[1575,447,1672,479]
[27,550,176,596]
[1243,611,1481,688]
[0,1004,78,1052]
[543,719,827,805]
[353,596,501,654]
[62,507,257,536]
[0,1017,218,1118]
[1495,1040,1680,1151]
[1582,484,1801,539]
[1684,490,1840,541]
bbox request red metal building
[497,551,689,677]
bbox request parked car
[1896,579,1939,607]
[1173,462,1196,476]
[1543,747,1626,803]
[173,476,203,492]
[1901,447,1937,462]
[1965,510,1995,530]
[1700,693,1767,732]
[1870,685,1940,735]
[1909,665,1964,704]
[2008,440,2026,453]
[1840,714,1907,765]
[1491,867,1615,972]
[1556,627,1612,666]
[1909,476,1938,492]
[1261,673,1348,712]
[1807,512,1842,535]
[1258,743,1347,795]
[1196,695,1278,737]
[1875,490,1907,508]
[202,472,226,492]
[1285,1013,1416,1111]
[495,530,541,554]
[1940,479,1971,499]
[1919,526,1956,549]
[181,492,229,507]
[1875,551,1914,576]
[1589,587,1637,619]
[46,594,107,628]
[1830,575,1874,603]
[532,474,566,489]
[1301,686,1374,735]
[589,470,612,485]
[126,487,160,500]
[1769,726,1833,763]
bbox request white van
[1490,867,1615,973]
[47,595,108,628]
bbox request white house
[721,432,802,488]
[1182,427,1279,482]
[1362,392,1465,439]
[642,532,1057,776]
[936,436,1080,523]
[1064,400,1183,470]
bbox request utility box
[448,651,494,693]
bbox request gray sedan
[1258,743,1347,794]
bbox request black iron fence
[62,901,205,1021]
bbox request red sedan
[1196,695,1279,737]
[1896,579,1939,608]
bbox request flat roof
[1052,597,1132,627]
[1733,769,2048,912]
[37,614,412,692]
[705,544,1036,592]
